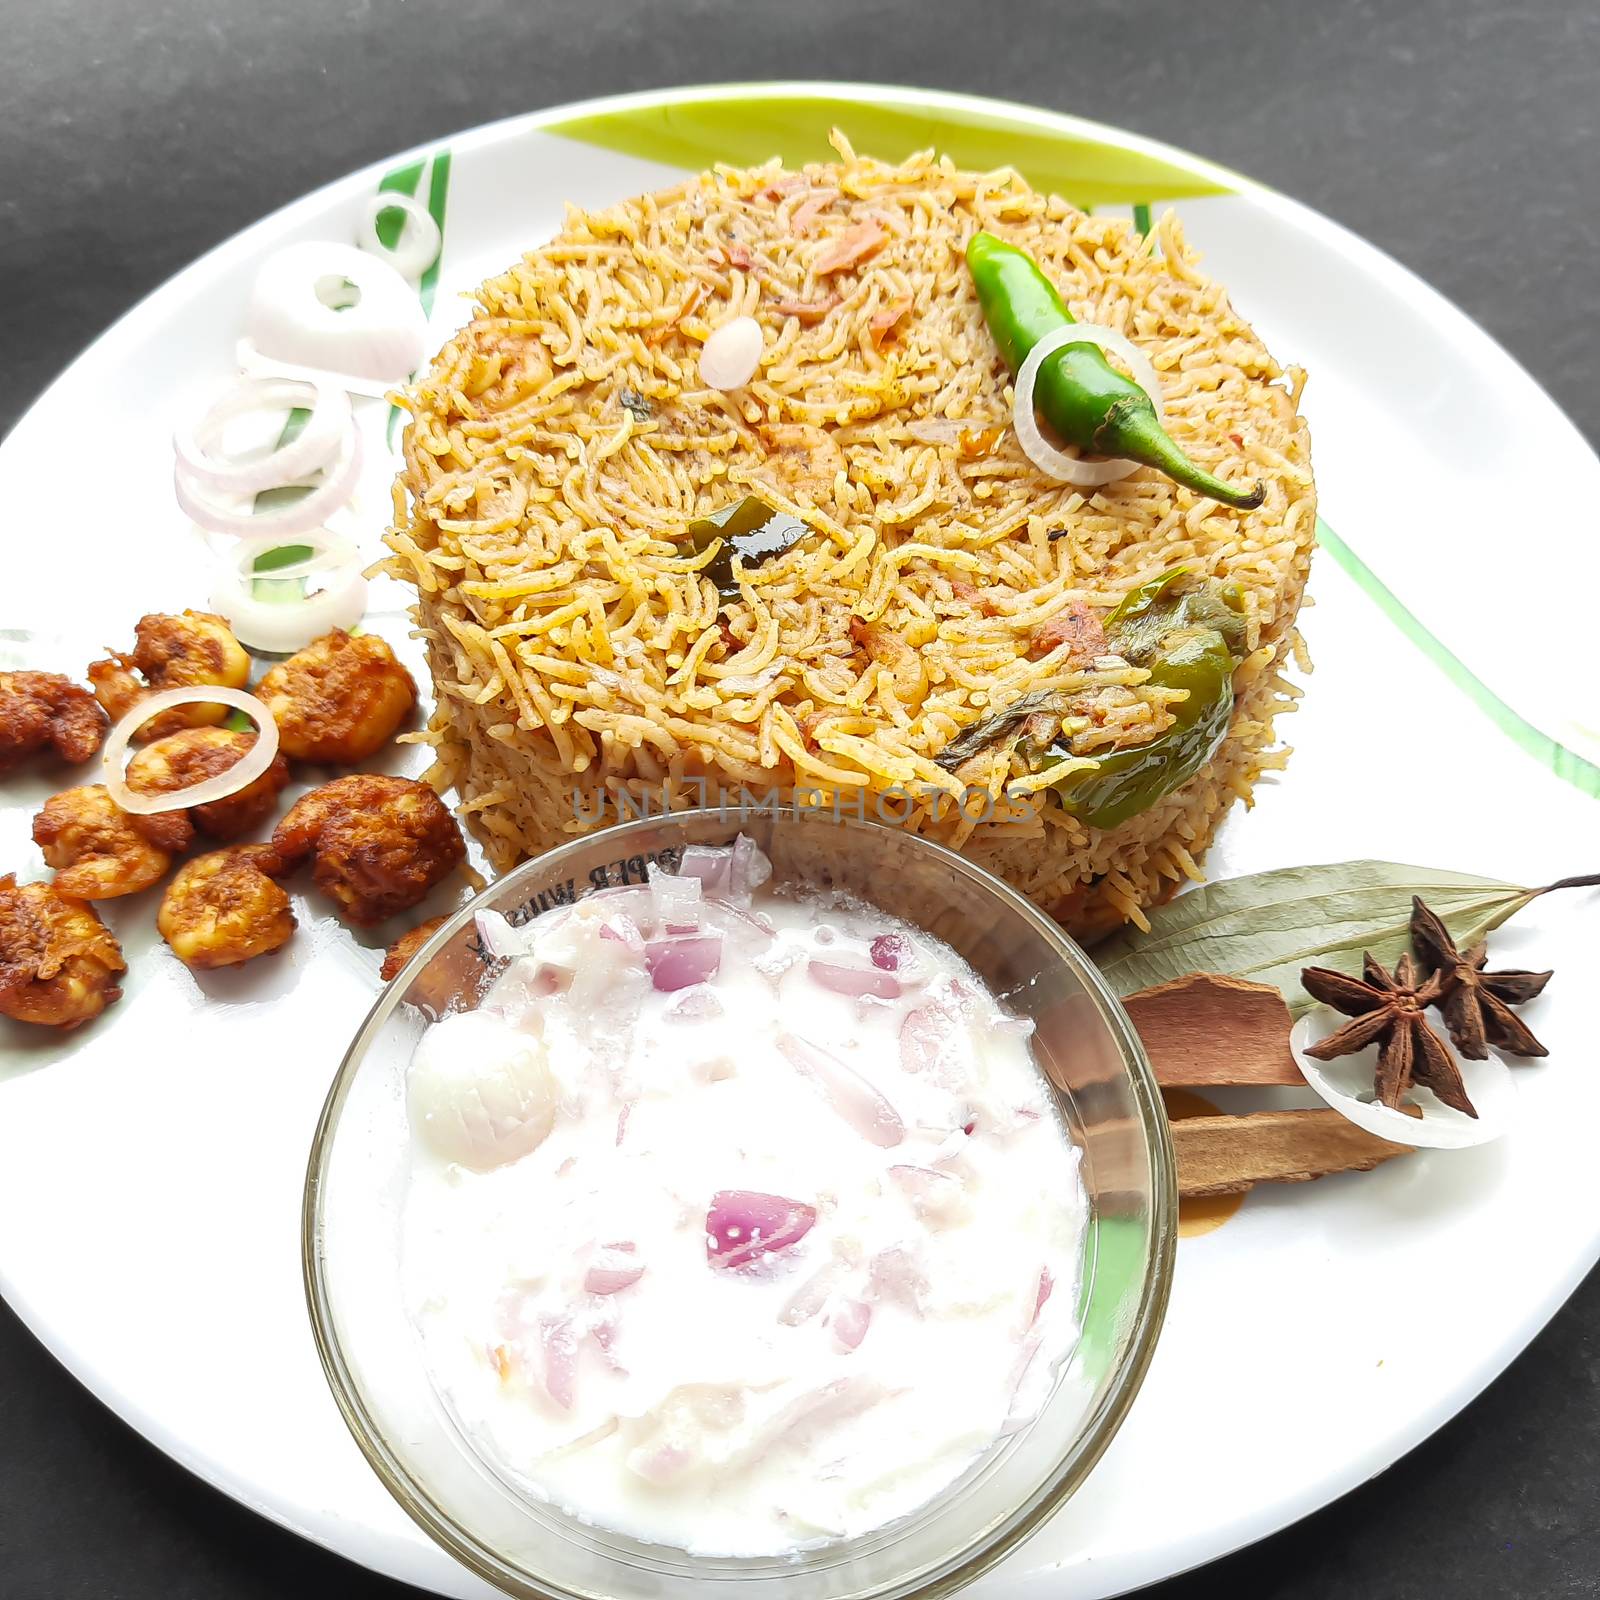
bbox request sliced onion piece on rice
[903,417,969,447]
[102,687,279,816]
[172,376,351,496]
[1289,1006,1516,1150]
[211,527,368,653]
[358,190,442,281]
[245,240,429,387]
[175,420,362,538]
[1012,323,1165,488]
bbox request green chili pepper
[684,495,811,600]
[1043,568,1245,830]
[965,232,1265,511]
[1103,566,1248,661]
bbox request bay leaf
[1093,861,1541,1016]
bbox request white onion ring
[225,525,360,585]
[1289,1007,1516,1150]
[102,688,280,816]
[1011,323,1165,487]
[172,376,350,496]
[175,422,362,539]
[210,528,368,653]
[246,241,428,386]
[359,191,442,281]
[213,575,367,656]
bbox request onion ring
[246,240,428,386]
[211,528,368,653]
[359,191,442,281]
[174,421,362,539]
[213,570,367,654]
[102,688,280,816]
[1011,323,1165,488]
[172,376,351,496]
[1289,1007,1516,1150]
[225,526,360,585]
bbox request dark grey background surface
[2,0,1597,1595]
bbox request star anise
[1300,951,1477,1118]
[1409,896,1552,1060]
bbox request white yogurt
[401,839,1088,1555]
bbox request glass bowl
[303,809,1176,1600]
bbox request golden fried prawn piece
[88,611,251,741]
[158,846,295,970]
[272,775,464,927]
[125,727,291,840]
[32,784,193,899]
[0,672,107,775]
[0,874,126,1029]
[84,658,143,724]
[256,630,417,765]
[380,914,449,982]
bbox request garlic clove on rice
[698,316,763,390]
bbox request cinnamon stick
[1172,1107,1417,1198]
[1126,972,1304,1087]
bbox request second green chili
[1042,568,1247,830]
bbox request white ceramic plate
[2,83,1597,1600]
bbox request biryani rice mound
[385,134,1315,935]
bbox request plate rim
[3,76,1598,1600]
